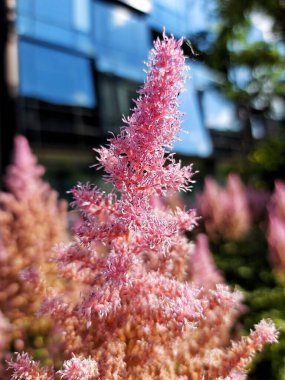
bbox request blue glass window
[186,0,215,34]
[17,0,34,17]
[202,89,239,131]
[34,0,72,28]
[147,0,188,36]
[72,0,91,33]
[173,74,213,157]
[17,0,93,56]
[185,62,240,133]
[93,0,151,81]
[19,41,96,107]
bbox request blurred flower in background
[0,136,70,378]
[197,174,251,241]
[268,181,285,280]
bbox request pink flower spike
[252,319,279,345]
[96,33,192,197]
[7,352,54,380]
[4,135,46,199]
[190,234,224,288]
[268,180,285,272]
[57,355,99,380]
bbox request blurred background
[1,0,284,192]
[1,1,285,379]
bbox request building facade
[1,0,243,190]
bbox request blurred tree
[213,132,285,189]
[191,0,285,157]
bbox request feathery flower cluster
[268,180,285,278]
[197,174,251,240]
[245,186,270,223]
[0,310,10,374]
[0,136,68,376]
[189,233,224,289]
[8,33,278,379]
[8,352,54,380]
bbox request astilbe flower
[189,233,224,289]
[7,352,54,380]
[245,186,270,223]
[0,136,69,375]
[268,180,285,278]
[0,310,10,374]
[57,355,99,380]
[197,174,251,241]
[9,33,278,380]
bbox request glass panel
[17,15,35,36]
[19,41,96,107]
[97,74,138,133]
[17,0,93,55]
[33,20,75,48]
[17,19,93,56]
[191,62,216,90]
[147,0,188,36]
[186,0,214,33]
[188,62,240,133]
[34,0,72,28]
[17,0,34,17]
[202,89,239,131]
[174,75,213,157]
[73,0,91,33]
[154,0,185,13]
[93,0,151,81]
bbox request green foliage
[249,133,285,174]
[214,130,285,191]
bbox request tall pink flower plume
[245,186,270,223]
[96,33,192,195]
[205,319,279,379]
[197,174,251,240]
[0,311,10,368]
[88,31,197,254]
[57,355,99,380]
[0,136,69,378]
[190,233,224,289]
[272,180,285,220]
[7,353,54,380]
[268,213,285,270]
[268,180,285,276]
[4,135,47,200]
